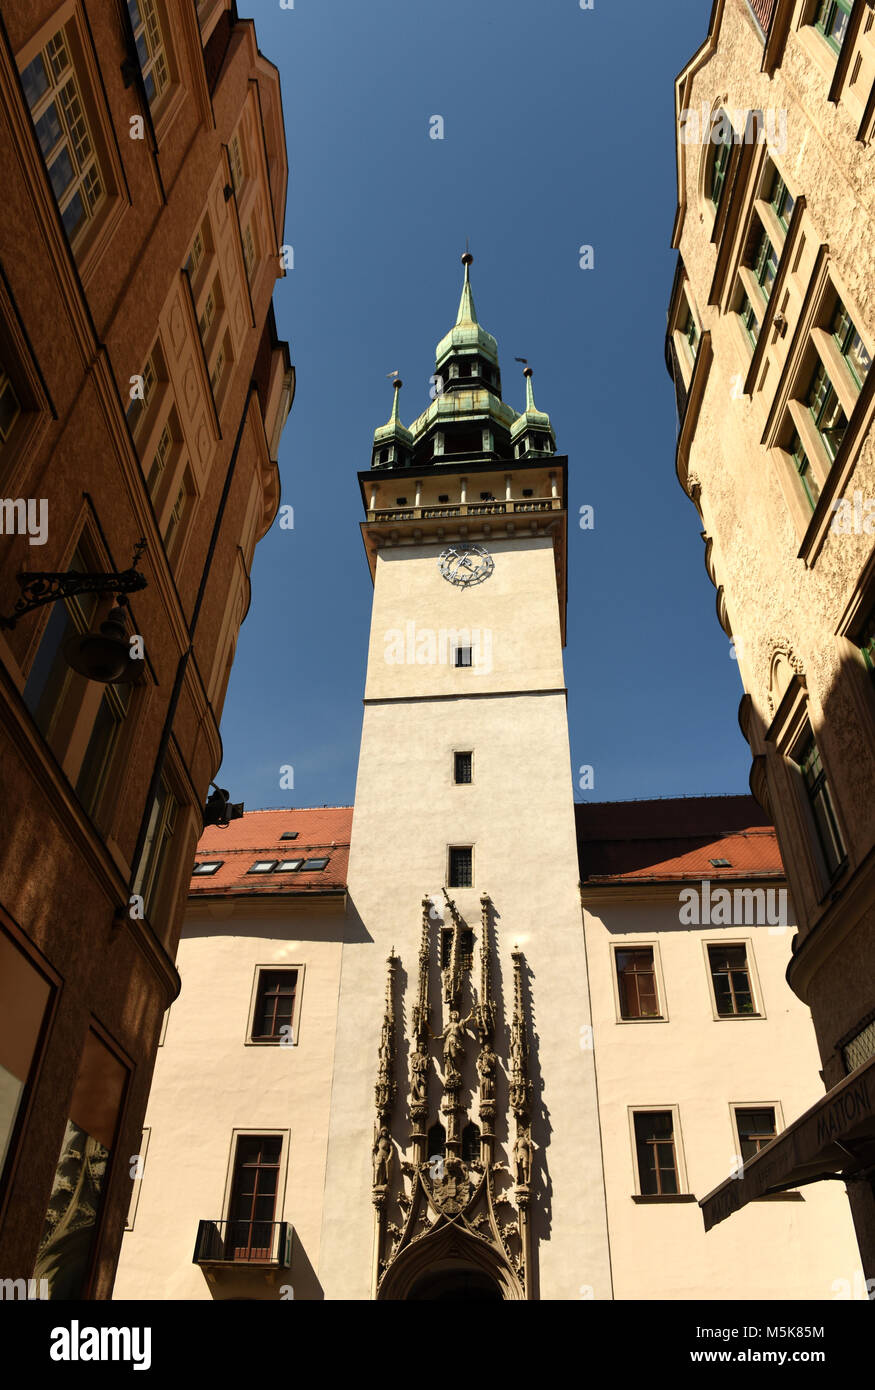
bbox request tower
[318,255,612,1299]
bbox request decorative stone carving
[431,1153,471,1216]
[373,1127,393,1187]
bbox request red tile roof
[575,796,784,884]
[191,806,353,897]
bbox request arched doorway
[406,1266,503,1301]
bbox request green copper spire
[456,251,478,325]
[435,252,499,368]
[510,366,555,454]
[372,377,413,466]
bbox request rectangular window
[710,127,731,207]
[184,226,205,282]
[74,681,130,819]
[146,420,173,498]
[199,285,217,342]
[441,927,474,970]
[814,0,851,54]
[454,751,473,784]
[750,226,778,301]
[0,365,22,447]
[769,170,795,230]
[682,305,699,360]
[859,606,875,678]
[227,1135,281,1260]
[708,944,757,1016]
[0,930,53,1195]
[163,466,193,557]
[739,293,760,347]
[133,778,177,924]
[807,361,847,460]
[20,27,105,247]
[126,348,161,439]
[789,429,820,512]
[275,859,302,873]
[21,547,97,749]
[229,132,245,192]
[192,860,222,875]
[34,1029,128,1298]
[797,735,846,877]
[251,970,297,1041]
[832,299,871,389]
[454,646,472,668]
[127,0,170,106]
[734,1106,777,1162]
[301,857,328,871]
[633,1111,679,1196]
[247,860,277,874]
[209,340,226,396]
[615,948,661,1019]
[448,846,473,888]
[242,222,257,280]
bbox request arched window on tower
[462,1122,481,1165]
[427,1122,446,1162]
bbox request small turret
[509,367,556,458]
[371,377,413,469]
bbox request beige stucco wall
[318,527,614,1300]
[114,902,345,1300]
[584,888,862,1299]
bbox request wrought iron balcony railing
[193,1219,292,1267]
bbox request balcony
[193,1219,292,1268]
[366,497,561,523]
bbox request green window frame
[789,429,820,513]
[751,226,778,301]
[769,170,795,231]
[831,300,871,390]
[738,293,760,347]
[814,0,851,54]
[807,361,847,460]
[709,121,732,207]
[859,607,875,677]
[797,735,846,878]
[682,305,699,359]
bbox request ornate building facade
[0,1,290,1298]
[116,262,859,1300]
[665,0,875,1270]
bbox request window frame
[247,966,301,1046]
[453,750,473,785]
[702,938,764,1021]
[628,1105,689,1200]
[447,845,474,889]
[245,966,303,1048]
[611,941,668,1024]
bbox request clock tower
[319,254,612,1300]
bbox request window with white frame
[126,0,170,107]
[20,27,105,248]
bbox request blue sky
[219,0,751,813]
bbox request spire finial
[390,377,402,422]
[456,249,477,325]
[523,365,536,412]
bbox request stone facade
[0,0,290,1298]
[666,0,875,1270]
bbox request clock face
[438,544,494,588]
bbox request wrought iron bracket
[0,540,147,630]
